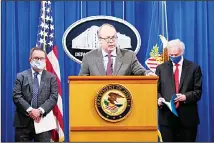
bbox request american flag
[36,1,64,142]
[106,105,118,110]
[145,57,162,73]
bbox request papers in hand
[34,110,57,134]
[162,94,178,117]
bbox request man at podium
[79,23,153,76]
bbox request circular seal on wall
[95,84,132,122]
[62,16,141,64]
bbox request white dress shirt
[172,56,184,83]
[32,69,42,86]
[26,69,45,114]
[102,49,117,73]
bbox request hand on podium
[146,72,157,76]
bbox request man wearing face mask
[79,23,154,76]
[13,47,58,141]
[155,39,202,142]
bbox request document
[162,94,178,117]
[34,110,57,134]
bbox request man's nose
[109,38,114,43]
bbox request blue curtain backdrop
[1,1,214,142]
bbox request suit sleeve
[184,65,202,103]
[13,73,31,114]
[79,55,90,76]
[40,75,58,115]
[155,66,162,99]
[131,53,147,75]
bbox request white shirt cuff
[26,107,33,113]
[38,107,45,114]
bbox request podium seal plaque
[95,84,132,122]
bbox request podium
[68,76,158,142]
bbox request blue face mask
[170,55,182,64]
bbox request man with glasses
[79,23,153,76]
[13,47,58,141]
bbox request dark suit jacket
[79,48,149,76]
[155,59,202,127]
[13,69,58,128]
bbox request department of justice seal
[62,16,141,64]
[95,84,132,122]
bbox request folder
[34,110,57,134]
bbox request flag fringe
[158,130,163,142]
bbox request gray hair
[167,39,185,51]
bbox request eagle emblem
[95,84,132,122]
[104,92,124,113]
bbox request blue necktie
[32,72,39,108]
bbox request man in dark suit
[79,23,154,76]
[13,47,58,142]
[156,39,202,142]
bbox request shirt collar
[31,68,43,75]
[102,48,117,57]
[172,56,184,66]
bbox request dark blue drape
[1,1,214,142]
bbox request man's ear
[181,49,185,55]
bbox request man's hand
[174,93,186,102]
[29,109,41,120]
[158,97,165,106]
[34,117,41,123]
[146,72,157,76]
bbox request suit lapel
[95,49,106,75]
[38,70,46,94]
[27,69,33,94]
[179,59,189,90]
[112,48,123,75]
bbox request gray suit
[79,48,148,76]
[13,69,58,141]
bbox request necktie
[32,72,39,108]
[106,54,112,75]
[174,64,180,108]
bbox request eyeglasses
[99,35,118,42]
[32,57,46,61]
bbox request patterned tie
[174,64,180,108]
[32,72,39,108]
[106,53,112,75]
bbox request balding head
[98,24,118,53]
[98,24,117,38]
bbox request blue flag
[145,1,169,73]
[162,94,179,117]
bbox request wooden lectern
[68,76,158,142]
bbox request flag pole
[161,1,165,62]
[123,1,125,20]
[80,1,83,19]
[42,1,46,53]
[162,1,165,40]
[162,1,169,62]
[164,1,169,40]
